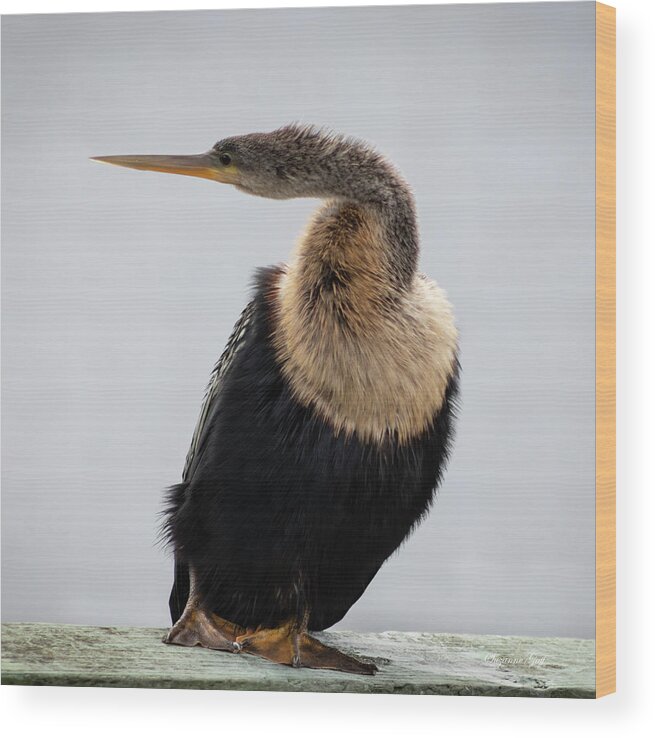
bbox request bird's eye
[219,153,232,166]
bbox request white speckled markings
[1,623,594,697]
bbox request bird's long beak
[90,152,236,183]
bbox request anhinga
[93,125,459,675]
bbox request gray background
[1,2,596,637]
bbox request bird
[92,124,460,675]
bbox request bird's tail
[160,482,191,624]
[169,558,190,624]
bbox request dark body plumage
[166,266,459,632]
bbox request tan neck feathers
[272,201,458,444]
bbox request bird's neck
[285,149,421,322]
[308,158,420,290]
[273,192,458,445]
[284,195,416,331]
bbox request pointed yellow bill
[90,152,238,183]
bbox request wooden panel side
[595,1,616,699]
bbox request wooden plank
[595,1,616,699]
[1,623,595,697]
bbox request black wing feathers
[182,300,256,482]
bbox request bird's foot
[235,622,377,675]
[164,608,245,652]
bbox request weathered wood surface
[1,623,594,697]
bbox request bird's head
[92,124,395,203]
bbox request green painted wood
[1,623,595,697]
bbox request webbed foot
[235,622,377,675]
[164,608,244,652]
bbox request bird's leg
[163,568,244,651]
[235,612,377,675]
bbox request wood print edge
[595,0,616,699]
